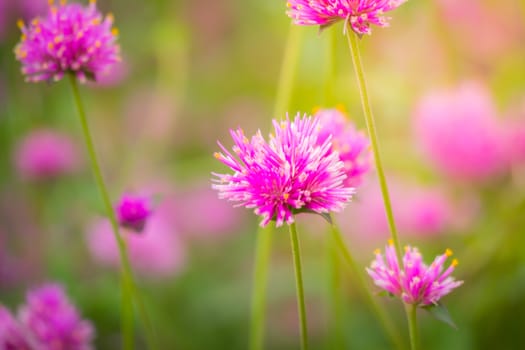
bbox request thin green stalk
[329,218,404,350]
[323,29,337,106]
[249,225,273,350]
[249,24,303,350]
[121,274,134,350]
[68,75,155,349]
[406,304,419,350]
[345,29,403,262]
[327,231,344,349]
[288,221,309,350]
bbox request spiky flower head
[116,194,152,233]
[286,0,407,35]
[366,241,463,306]
[315,108,371,187]
[212,113,354,227]
[18,284,94,350]
[14,0,120,83]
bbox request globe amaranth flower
[18,284,94,350]
[212,113,354,227]
[0,306,34,350]
[116,194,152,232]
[286,0,407,35]
[366,241,463,306]
[14,0,120,83]
[315,108,371,187]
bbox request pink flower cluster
[213,113,354,227]
[116,194,152,232]
[315,108,371,187]
[367,242,463,306]
[286,0,407,35]
[14,0,120,83]
[0,284,94,349]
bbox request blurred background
[1,0,525,349]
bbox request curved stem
[345,29,403,262]
[329,218,405,349]
[406,304,419,350]
[68,75,155,349]
[327,230,344,349]
[249,225,273,350]
[288,221,309,350]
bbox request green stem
[406,304,419,350]
[323,29,337,106]
[249,225,273,350]
[345,29,403,262]
[273,24,303,118]
[288,221,309,350]
[329,218,405,350]
[68,75,155,349]
[121,274,134,350]
[327,229,344,349]
[249,24,303,350]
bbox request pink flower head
[116,194,152,233]
[14,0,120,83]
[18,284,94,350]
[315,108,371,187]
[14,128,81,181]
[414,81,508,182]
[212,113,354,227]
[286,0,407,35]
[367,242,463,306]
[87,203,186,278]
[0,306,34,350]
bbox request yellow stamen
[312,105,321,114]
[47,42,54,50]
[94,40,101,48]
[213,152,221,159]
[445,248,453,257]
[388,239,394,246]
[54,35,62,43]
[91,18,101,25]
[404,245,410,252]
[48,0,54,5]
[283,193,290,200]
[89,0,96,4]
[60,0,67,5]
[111,28,119,37]
[17,19,24,29]
[31,18,39,26]
[451,259,458,267]
[335,103,347,113]
[373,248,380,255]
[106,13,114,23]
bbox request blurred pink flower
[315,108,371,187]
[343,179,453,243]
[0,306,34,349]
[87,59,128,87]
[414,81,508,182]
[87,202,186,278]
[367,242,463,306]
[18,284,94,350]
[286,0,407,35]
[175,184,244,240]
[14,128,82,181]
[14,0,120,83]
[116,194,152,233]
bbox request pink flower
[14,0,120,83]
[315,108,371,187]
[14,128,81,181]
[286,0,407,35]
[87,202,186,278]
[18,284,94,350]
[0,307,34,350]
[212,113,354,227]
[116,194,152,233]
[367,242,463,306]
[414,81,508,182]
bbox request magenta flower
[367,242,463,306]
[14,128,81,181]
[0,307,34,350]
[315,108,371,187]
[286,0,407,35]
[116,194,152,232]
[414,81,508,182]
[212,113,354,227]
[18,284,94,350]
[14,0,120,83]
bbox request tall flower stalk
[249,24,303,350]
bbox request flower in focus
[14,0,120,83]
[367,242,463,306]
[116,194,152,232]
[315,108,371,187]
[414,81,508,182]
[18,284,94,349]
[286,0,407,35]
[14,128,81,181]
[212,113,354,227]
[0,306,34,350]
[87,201,186,278]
